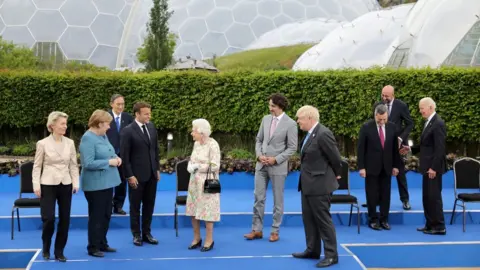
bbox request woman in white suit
[32,111,79,263]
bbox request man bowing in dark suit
[357,104,401,231]
[402,97,447,235]
[120,102,161,246]
[292,105,342,268]
[106,94,133,215]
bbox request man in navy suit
[106,94,133,215]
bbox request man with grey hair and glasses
[357,104,401,231]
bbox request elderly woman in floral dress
[186,118,221,252]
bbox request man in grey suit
[244,93,298,242]
[292,105,342,268]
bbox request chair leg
[11,208,14,240]
[348,205,353,226]
[357,204,360,234]
[174,204,178,237]
[450,198,457,225]
[462,201,466,233]
[16,208,20,232]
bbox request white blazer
[32,135,79,191]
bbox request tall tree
[137,0,176,71]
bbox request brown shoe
[269,232,279,242]
[244,231,263,240]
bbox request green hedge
[1,67,479,143]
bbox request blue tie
[301,132,311,152]
[115,116,120,132]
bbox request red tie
[379,126,385,149]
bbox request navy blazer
[106,110,133,154]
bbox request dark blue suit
[106,110,133,211]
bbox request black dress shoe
[42,252,50,260]
[380,222,391,230]
[55,254,67,262]
[423,229,446,235]
[188,239,202,250]
[292,251,320,259]
[403,201,411,210]
[133,235,143,246]
[316,257,338,268]
[113,208,127,215]
[88,251,105,257]
[417,226,429,232]
[200,241,214,252]
[368,222,382,230]
[361,203,367,207]
[143,234,158,245]
[100,247,117,252]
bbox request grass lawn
[209,43,315,72]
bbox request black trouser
[113,165,127,210]
[366,168,391,223]
[396,159,409,202]
[422,173,445,230]
[84,188,113,253]
[129,176,157,236]
[40,183,72,256]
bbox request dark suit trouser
[40,183,72,256]
[396,159,409,202]
[129,175,158,236]
[366,168,391,222]
[301,192,338,258]
[422,173,445,230]
[113,165,127,209]
[84,188,113,253]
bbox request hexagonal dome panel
[251,16,275,38]
[199,32,228,58]
[0,0,36,26]
[179,18,208,43]
[90,14,123,46]
[215,0,236,8]
[168,7,188,32]
[175,42,202,59]
[206,9,233,32]
[2,26,35,48]
[232,1,256,23]
[187,0,214,18]
[273,14,292,27]
[257,0,281,18]
[60,0,98,26]
[282,1,305,20]
[89,45,118,69]
[225,23,255,48]
[93,0,125,15]
[0,19,5,34]
[32,0,66,9]
[28,10,67,41]
[59,26,97,59]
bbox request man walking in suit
[244,93,297,242]
[120,102,161,246]
[292,105,342,268]
[357,104,401,231]
[364,85,413,210]
[403,97,447,235]
[106,94,133,215]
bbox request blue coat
[79,130,121,192]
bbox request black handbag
[204,163,221,194]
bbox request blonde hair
[46,111,68,133]
[296,105,319,121]
[192,118,212,137]
[88,110,113,128]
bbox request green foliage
[11,143,35,156]
[0,67,480,145]
[137,0,175,71]
[0,37,39,69]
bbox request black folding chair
[12,161,41,240]
[450,157,480,232]
[331,159,360,234]
[174,159,190,237]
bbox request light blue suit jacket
[79,130,121,192]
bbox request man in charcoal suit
[120,101,161,246]
[402,97,447,235]
[106,94,133,215]
[292,105,342,268]
[357,104,401,230]
[363,85,413,210]
[244,93,298,242]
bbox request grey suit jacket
[298,123,342,196]
[255,113,298,175]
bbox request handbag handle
[205,144,217,179]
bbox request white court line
[343,240,480,247]
[26,249,41,270]
[34,254,353,263]
[0,249,41,252]
[340,244,367,270]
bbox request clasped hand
[259,155,276,166]
[109,157,122,167]
[187,161,200,173]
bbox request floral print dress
[185,138,221,222]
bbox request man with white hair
[403,97,446,235]
[292,105,342,268]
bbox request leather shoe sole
[292,252,320,259]
[316,257,338,268]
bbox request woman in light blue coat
[79,110,121,258]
